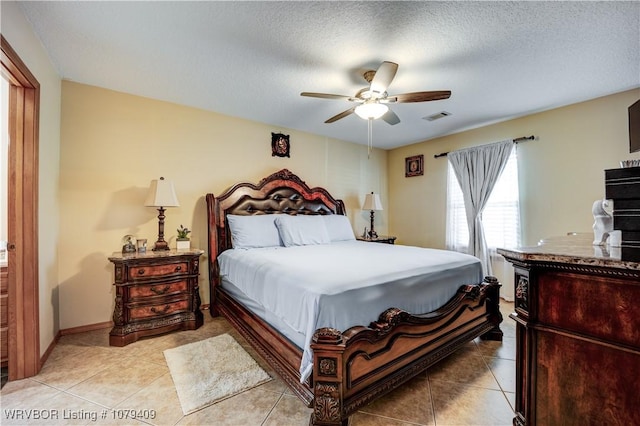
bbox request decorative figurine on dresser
[108,249,204,346]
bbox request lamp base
[152,240,170,251]
[152,206,170,251]
[368,210,377,239]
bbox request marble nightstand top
[109,248,204,261]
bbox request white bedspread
[218,241,483,382]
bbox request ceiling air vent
[423,111,451,121]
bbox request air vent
[423,111,452,121]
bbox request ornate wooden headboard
[205,169,346,285]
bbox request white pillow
[227,214,282,249]
[322,215,356,242]
[274,215,331,247]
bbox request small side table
[108,249,204,346]
[357,235,397,244]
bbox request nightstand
[108,249,204,346]
[357,235,397,244]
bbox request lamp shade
[362,192,383,211]
[355,102,389,120]
[144,177,180,207]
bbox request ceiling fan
[301,61,451,125]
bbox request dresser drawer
[129,297,190,320]
[128,262,188,280]
[538,271,640,348]
[129,280,188,300]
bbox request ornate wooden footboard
[206,169,503,426]
[310,279,502,425]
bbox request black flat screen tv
[630,99,640,153]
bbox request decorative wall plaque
[405,154,424,177]
[271,133,290,158]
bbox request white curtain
[447,139,514,276]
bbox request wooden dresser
[108,249,204,346]
[498,234,640,426]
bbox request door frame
[1,35,41,380]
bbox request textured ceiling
[18,1,640,149]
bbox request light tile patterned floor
[1,302,515,426]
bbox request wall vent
[423,111,452,121]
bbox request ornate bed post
[480,275,504,341]
[206,193,223,318]
[310,328,348,426]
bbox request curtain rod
[433,135,535,159]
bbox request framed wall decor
[405,154,424,177]
[271,133,290,158]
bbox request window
[446,148,521,252]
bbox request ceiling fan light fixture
[355,102,389,120]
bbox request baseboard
[40,331,60,370]
[59,321,113,336]
[39,321,114,369]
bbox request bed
[206,168,503,425]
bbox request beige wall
[388,88,640,249]
[1,1,63,355]
[5,0,639,341]
[59,81,387,330]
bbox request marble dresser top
[497,233,640,271]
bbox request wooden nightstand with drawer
[108,249,204,346]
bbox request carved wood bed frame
[206,169,503,425]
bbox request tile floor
[1,301,516,426]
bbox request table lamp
[362,192,383,239]
[145,177,180,251]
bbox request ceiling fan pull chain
[368,118,373,159]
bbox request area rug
[164,333,272,415]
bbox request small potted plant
[176,225,191,250]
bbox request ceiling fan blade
[370,61,398,95]
[301,92,352,101]
[381,109,400,125]
[392,91,451,103]
[325,107,356,123]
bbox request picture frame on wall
[271,133,290,158]
[405,154,424,177]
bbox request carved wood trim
[515,276,529,312]
[534,261,640,280]
[503,257,640,280]
[318,358,338,377]
[312,382,342,423]
[110,312,197,334]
